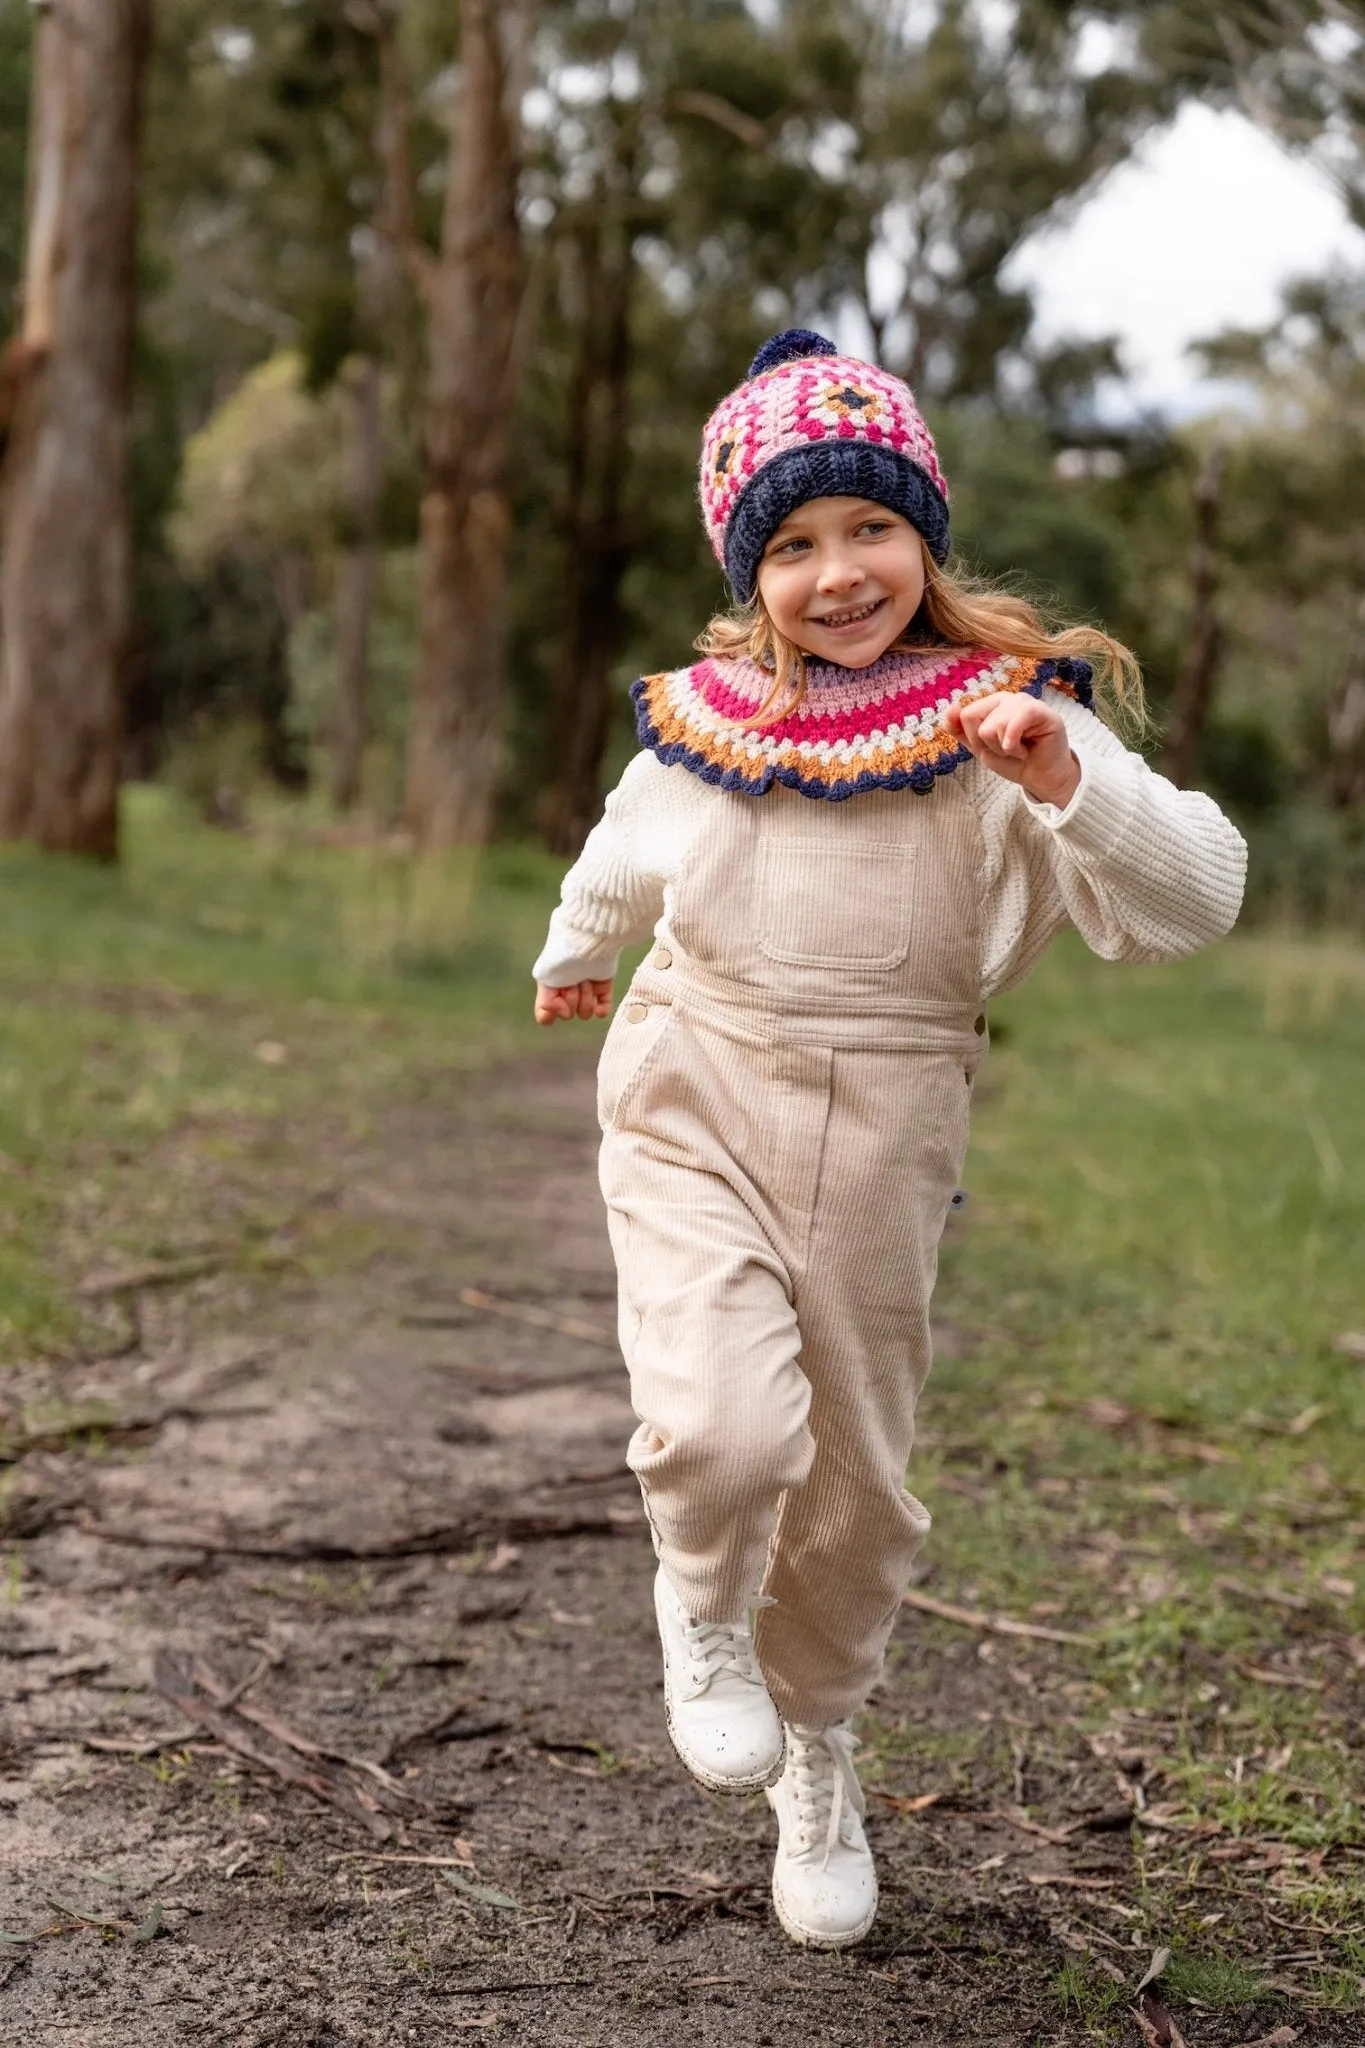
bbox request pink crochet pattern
[700,352,948,572]
[633,646,1095,803]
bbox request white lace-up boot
[653,1566,785,1794]
[766,1722,878,1947]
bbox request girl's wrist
[1023,751,1081,809]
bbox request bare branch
[667,89,769,151]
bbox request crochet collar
[631,645,1094,802]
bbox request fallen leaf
[871,1789,945,1813]
[0,1931,32,1945]
[439,1870,520,1911]
[254,1040,288,1065]
[1320,1573,1355,1599]
[132,1901,163,1944]
[1025,1872,1116,1890]
[1138,1986,1189,2048]
[1137,1946,1172,1992]
[1285,1403,1329,1436]
[1331,1331,1365,1362]
[1231,2029,1298,2048]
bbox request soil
[0,1052,1353,2046]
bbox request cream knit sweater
[532,690,1248,993]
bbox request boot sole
[770,1879,878,1950]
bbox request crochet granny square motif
[632,646,1094,803]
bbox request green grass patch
[0,786,574,1357]
[894,927,1365,2006]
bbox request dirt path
[0,1054,1349,2046]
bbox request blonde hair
[696,543,1144,734]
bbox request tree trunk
[1326,595,1365,810]
[332,355,384,812]
[404,0,534,848]
[0,0,152,858]
[1163,444,1227,790]
[539,136,637,858]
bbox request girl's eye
[769,536,810,558]
[857,520,891,537]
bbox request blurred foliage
[0,0,1362,910]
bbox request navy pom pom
[746,328,838,379]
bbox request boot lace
[678,1614,761,1700]
[784,1724,866,1868]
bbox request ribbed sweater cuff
[1022,749,1136,860]
[531,926,622,988]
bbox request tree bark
[1163,444,1227,790]
[332,355,383,812]
[1326,595,1365,810]
[538,126,638,858]
[404,0,534,848]
[0,0,152,858]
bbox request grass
[0,785,567,1356]
[897,928,1365,2019]
[1,787,1362,2019]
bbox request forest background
[0,0,1362,914]
[0,10,1363,2034]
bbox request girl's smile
[806,595,889,632]
[756,496,926,667]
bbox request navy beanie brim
[722,441,951,605]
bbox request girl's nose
[815,553,863,593]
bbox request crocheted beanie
[699,327,950,604]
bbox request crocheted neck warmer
[632,645,1094,803]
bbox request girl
[532,330,1246,1949]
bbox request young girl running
[531,330,1246,1950]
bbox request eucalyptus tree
[0,0,154,858]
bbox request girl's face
[755,497,926,667]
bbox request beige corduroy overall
[597,773,988,1730]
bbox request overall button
[973,1013,987,1035]
[626,1003,648,1024]
[654,947,673,969]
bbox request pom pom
[746,328,838,379]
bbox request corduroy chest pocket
[756,839,915,971]
[595,998,677,1132]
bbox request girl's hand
[535,979,614,1026]
[944,691,1081,809]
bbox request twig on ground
[407,1287,617,1350]
[422,1979,596,1997]
[153,1650,460,1841]
[1237,1664,1325,1692]
[326,1850,476,1868]
[0,1403,271,1465]
[82,1504,638,1561]
[77,1256,223,1298]
[382,1707,510,1761]
[77,1729,199,1758]
[902,1587,1092,1646]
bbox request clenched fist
[943,691,1081,809]
[535,978,614,1026]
